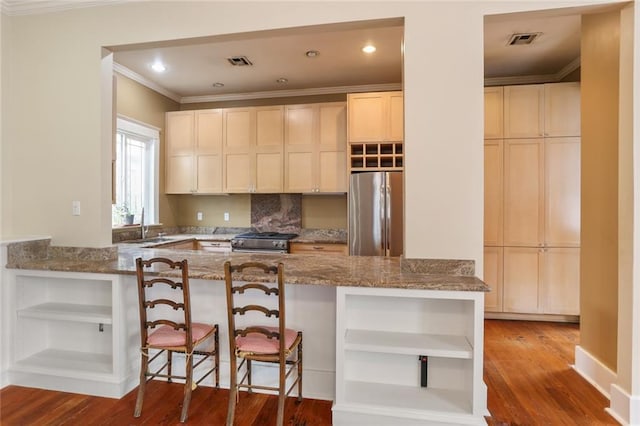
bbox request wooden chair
[223,261,303,426]
[134,257,219,423]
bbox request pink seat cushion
[147,322,214,347]
[236,326,299,355]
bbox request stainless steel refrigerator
[349,171,403,256]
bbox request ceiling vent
[227,56,253,66]
[507,32,541,46]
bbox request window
[112,116,159,227]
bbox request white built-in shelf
[14,349,113,376]
[17,303,112,324]
[344,380,472,417]
[345,329,473,359]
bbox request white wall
[0,0,629,266]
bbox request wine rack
[349,142,403,172]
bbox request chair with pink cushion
[223,261,303,426]
[134,257,219,423]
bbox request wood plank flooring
[0,320,619,425]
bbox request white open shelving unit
[333,286,488,425]
[8,269,135,398]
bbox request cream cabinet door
[503,247,541,313]
[484,140,503,246]
[317,102,347,192]
[195,109,223,193]
[544,82,581,137]
[255,106,284,192]
[284,104,316,193]
[348,92,387,142]
[545,137,581,246]
[540,247,580,315]
[387,92,404,141]
[484,246,503,312]
[223,108,254,192]
[504,139,544,246]
[166,111,195,194]
[484,87,504,139]
[504,85,544,138]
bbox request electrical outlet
[196,212,203,221]
[224,212,230,221]
[72,201,81,216]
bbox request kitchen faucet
[141,207,147,239]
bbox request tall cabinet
[484,82,581,317]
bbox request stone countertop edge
[6,243,490,293]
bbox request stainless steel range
[230,232,298,253]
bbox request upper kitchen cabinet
[347,91,403,142]
[503,82,581,138]
[284,102,347,193]
[544,82,581,137]
[504,85,544,138]
[484,87,504,139]
[223,106,284,193]
[165,109,223,194]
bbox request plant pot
[124,214,135,225]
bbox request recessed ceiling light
[305,50,319,58]
[362,45,377,54]
[151,61,166,73]
[212,82,224,87]
[276,78,288,84]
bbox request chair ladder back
[136,257,194,351]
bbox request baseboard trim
[607,383,640,426]
[572,345,616,399]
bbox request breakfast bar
[2,238,489,425]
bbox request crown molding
[485,57,581,86]
[1,0,127,16]
[180,83,403,104]
[113,63,182,103]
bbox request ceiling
[3,2,588,103]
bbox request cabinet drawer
[197,240,232,253]
[289,242,347,255]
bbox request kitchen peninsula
[2,238,489,425]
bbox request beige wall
[302,195,347,229]
[581,10,621,371]
[115,73,180,227]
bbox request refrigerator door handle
[385,183,391,256]
[379,184,387,255]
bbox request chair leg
[215,328,220,388]
[297,334,303,402]
[134,347,149,417]
[246,359,253,393]
[180,353,194,423]
[226,355,238,426]
[277,356,286,426]
[167,350,173,383]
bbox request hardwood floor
[0,320,619,425]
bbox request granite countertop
[6,240,489,292]
[291,229,347,244]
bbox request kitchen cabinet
[289,242,348,255]
[484,86,504,139]
[333,286,487,425]
[284,102,347,193]
[483,246,503,313]
[347,91,403,142]
[485,82,580,318]
[503,247,580,315]
[504,82,581,139]
[223,106,284,193]
[165,109,224,194]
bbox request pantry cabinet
[484,87,504,139]
[223,106,284,193]
[484,82,581,318]
[284,102,347,193]
[166,109,224,194]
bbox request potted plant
[115,204,135,225]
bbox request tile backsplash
[251,194,302,233]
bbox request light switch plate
[224,212,230,221]
[196,212,203,221]
[72,201,81,216]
